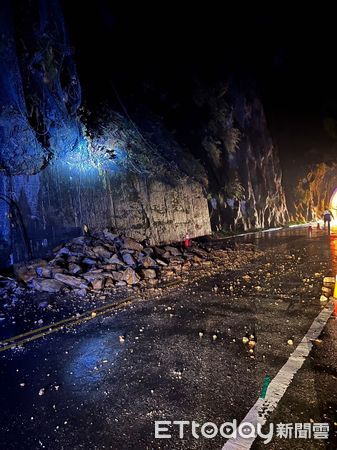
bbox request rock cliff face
[203,83,289,231]
[0,0,289,267]
[0,102,211,267]
[289,163,337,221]
[162,81,289,232]
[0,0,82,175]
[0,0,211,266]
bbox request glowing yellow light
[330,189,337,227]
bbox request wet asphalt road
[0,227,336,450]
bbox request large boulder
[121,237,143,252]
[165,246,182,256]
[138,269,157,279]
[122,253,136,267]
[91,277,105,290]
[82,257,97,266]
[82,270,104,283]
[92,246,112,260]
[106,254,125,266]
[111,271,124,281]
[54,273,88,289]
[120,267,140,285]
[31,278,65,293]
[139,255,157,268]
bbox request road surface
[1,227,337,450]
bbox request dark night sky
[62,3,337,163]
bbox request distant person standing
[323,208,334,234]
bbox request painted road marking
[0,277,198,353]
[0,296,134,353]
[222,301,334,450]
[217,224,309,242]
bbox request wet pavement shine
[1,227,337,449]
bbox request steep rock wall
[291,162,337,221]
[229,93,289,230]
[0,0,211,267]
[0,0,82,175]
[184,82,289,231]
[0,163,210,266]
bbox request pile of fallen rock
[9,230,215,296]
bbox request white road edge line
[222,300,334,450]
[221,224,309,241]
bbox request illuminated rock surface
[0,1,289,266]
